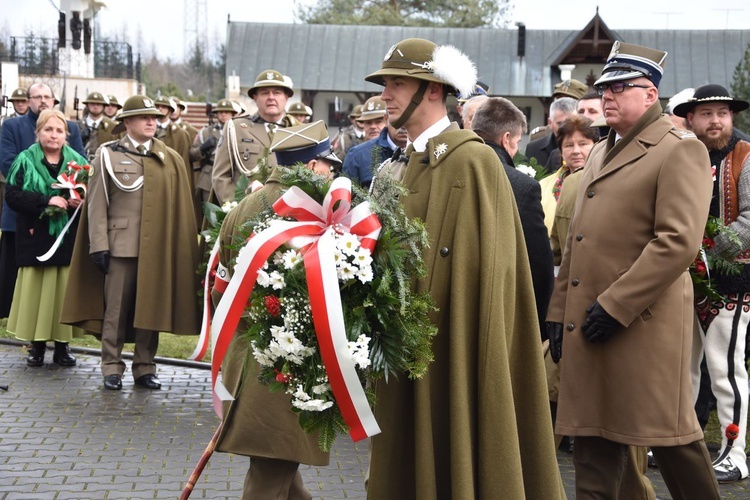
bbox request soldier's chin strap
[390,80,430,129]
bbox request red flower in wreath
[275,370,290,383]
[702,237,715,250]
[264,295,281,317]
[726,423,740,440]
[694,261,708,277]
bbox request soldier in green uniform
[367,37,566,499]
[212,120,340,499]
[286,101,312,124]
[189,98,237,204]
[152,96,196,202]
[77,92,119,161]
[104,95,122,119]
[211,69,296,205]
[332,104,365,162]
[170,96,199,142]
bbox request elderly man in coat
[546,41,721,499]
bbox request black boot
[53,342,76,367]
[26,341,46,367]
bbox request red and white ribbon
[210,177,382,441]
[51,164,89,201]
[189,238,222,362]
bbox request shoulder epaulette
[670,129,697,140]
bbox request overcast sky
[2,0,749,61]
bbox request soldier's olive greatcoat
[547,103,713,446]
[367,125,565,499]
[213,168,329,466]
[61,137,200,336]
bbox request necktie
[137,145,147,154]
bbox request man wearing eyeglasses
[0,83,85,319]
[546,42,721,498]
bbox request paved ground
[1,340,749,499]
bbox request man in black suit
[472,96,554,340]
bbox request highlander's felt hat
[153,96,177,113]
[214,99,238,113]
[595,41,668,88]
[270,120,342,167]
[348,104,363,119]
[672,84,749,118]
[9,88,27,101]
[365,38,476,97]
[83,92,110,105]
[116,95,166,120]
[553,79,588,100]
[248,69,294,98]
[286,101,312,117]
[358,96,387,120]
[107,95,122,108]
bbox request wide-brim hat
[214,99,238,113]
[358,96,387,120]
[270,120,341,167]
[553,79,588,100]
[248,69,294,98]
[594,41,667,88]
[365,38,476,97]
[9,88,27,101]
[170,96,187,111]
[286,101,311,117]
[83,92,109,105]
[117,95,166,120]
[107,95,122,108]
[153,96,176,114]
[348,104,363,119]
[672,84,749,118]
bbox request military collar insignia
[158,151,165,160]
[434,143,447,160]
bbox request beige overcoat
[547,104,713,446]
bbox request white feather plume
[431,45,477,98]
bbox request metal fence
[2,36,138,80]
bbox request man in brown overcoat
[547,41,721,499]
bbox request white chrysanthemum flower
[347,334,371,369]
[268,340,286,359]
[204,234,212,243]
[256,269,271,287]
[338,262,357,281]
[221,200,238,213]
[270,325,286,341]
[269,271,285,290]
[275,329,303,354]
[272,251,285,266]
[293,385,311,401]
[312,383,330,395]
[292,398,335,412]
[356,266,374,284]
[516,164,536,178]
[353,248,372,267]
[282,249,302,269]
[336,233,361,256]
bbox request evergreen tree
[297,0,512,28]
[731,42,750,134]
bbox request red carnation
[694,261,707,276]
[703,237,715,250]
[275,371,290,383]
[265,295,281,317]
[726,423,740,440]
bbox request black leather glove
[91,251,110,274]
[199,136,217,155]
[546,322,564,363]
[581,301,622,343]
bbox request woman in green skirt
[5,109,87,366]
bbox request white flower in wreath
[434,143,448,160]
[282,249,302,269]
[336,233,360,256]
[269,270,286,290]
[516,164,536,178]
[293,398,335,412]
[256,269,271,287]
[312,383,330,395]
[353,248,373,267]
[356,266,374,284]
[337,262,358,281]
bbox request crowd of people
[0,34,749,499]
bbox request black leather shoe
[26,341,46,367]
[103,374,122,391]
[714,460,743,483]
[52,342,76,367]
[134,374,161,390]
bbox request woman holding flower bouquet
[5,109,87,367]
